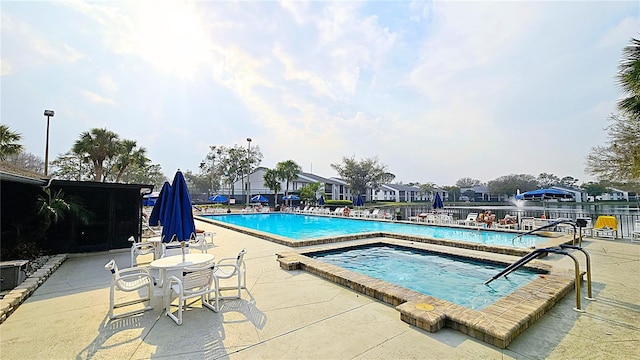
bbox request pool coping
[196,213,575,258]
[275,238,576,349]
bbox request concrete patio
[1,219,639,359]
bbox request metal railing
[407,207,639,239]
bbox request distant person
[476,211,486,223]
[484,211,496,227]
[499,214,516,225]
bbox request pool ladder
[487,220,595,312]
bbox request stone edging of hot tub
[276,239,575,349]
[0,254,68,324]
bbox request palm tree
[276,160,301,205]
[618,37,640,117]
[263,168,282,205]
[113,139,148,183]
[0,125,23,160]
[72,128,119,182]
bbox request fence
[402,206,639,239]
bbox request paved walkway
[1,220,638,359]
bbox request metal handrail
[485,244,595,312]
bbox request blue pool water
[310,244,540,309]
[204,213,543,248]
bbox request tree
[263,168,282,205]
[442,185,460,202]
[418,182,437,200]
[199,145,224,195]
[617,37,640,118]
[0,125,23,161]
[276,160,302,203]
[586,114,640,183]
[51,151,91,180]
[559,176,579,188]
[330,156,394,196]
[72,128,120,182]
[487,174,538,197]
[299,182,321,204]
[586,37,640,183]
[581,181,609,198]
[217,144,263,197]
[456,177,482,188]
[183,170,210,195]
[112,140,148,183]
[119,163,167,189]
[4,151,44,174]
[537,173,560,188]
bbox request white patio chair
[128,236,156,267]
[104,259,155,320]
[631,220,640,243]
[213,249,247,310]
[162,241,190,257]
[166,261,217,325]
[189,231,216,253]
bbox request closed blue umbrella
[208,194,228,203]
[149,182,170,226]
[354,193,364,207]
[318,195,325,206]
[161,171,196,243]
[433,192,444,210]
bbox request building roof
[0,162,48,185]
[382,183,419,191]
[297,172,335,184]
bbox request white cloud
[1,1,637,186]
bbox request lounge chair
[367,209,381,218]
[592,216,618,239]
[458,213,478,227]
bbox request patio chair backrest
[181,264,215,291]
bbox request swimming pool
[202,213,544,248]
[310,243,539,310]
[277,239,575,349]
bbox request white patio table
[150,253,215,295]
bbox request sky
[2,1,638,186]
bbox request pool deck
[1,219,639,359]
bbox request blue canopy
[515,188,573,200]
[354,193,364,207]
[142,192,159,206]
[148,182,170,226]
[433,192,444,209]
[318,195,325,206]
[282,195,300,201]
[161,171,196,243]
[208,194,228,203]
[251,194,268,203]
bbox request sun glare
[132,2,210,79]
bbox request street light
[44,110,55,176]
[246,138,252,205]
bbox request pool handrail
[485,245,593,312]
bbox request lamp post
[43,110,55,176]
[246,138,252,204]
